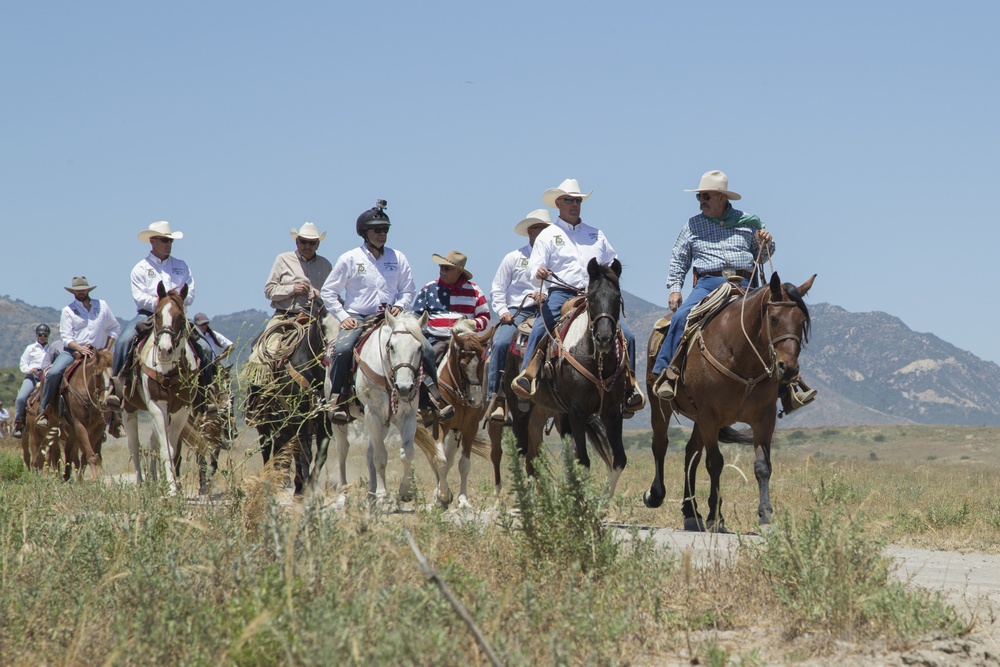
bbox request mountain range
[3,291,999,428]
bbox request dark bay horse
[245,298,332,495]
[515,258,629,495]
[643,272,815,531]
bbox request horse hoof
[642,489,664,509]
[683,517,706,532]
[707,521,730,534]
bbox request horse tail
[718,426,754,445]
[414,425,440,475]
[468,433,491,461]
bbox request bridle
[356,321,424,423]
[438,339,485,408]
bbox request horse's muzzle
[775,360,799,384]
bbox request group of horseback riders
[10,169,817,442]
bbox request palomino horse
[417,320,493,508]
[245,298,332,495]
[330,311,427,505]
[23,346,113,481]
[643,272,815,531]
[122,283,199,493]
[516,258,630,495]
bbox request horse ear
[417,312,429,329]
[156,281,167,299]
[179,283,189,301]
[769,272,782,300]
[480,325,496,344]
[385,309,396,328]
[797,274,817,297]
[611,258,622,278]
[587,257,600,280]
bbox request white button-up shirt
[59,299,122,349]
[490,245,540,317]
[131,253,195,313]
[527,217,617,291]
[321,245,415,321]
[20,341,55,374]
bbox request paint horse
[643,273,815,531]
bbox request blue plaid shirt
[666,208,775,293]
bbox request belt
[697,268,751,280]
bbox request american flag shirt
[414,278,490,340]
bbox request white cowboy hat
[64,276,97,293]
[684,170,742,200]
[290,221,326,241]
[432,250,473,281]
[138,221,184,242]
[542,178,593,208]
[514,209,552,237]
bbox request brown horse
[417,320,494,508]
[643,272,815,531]
[23,346,113,481]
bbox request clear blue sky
[3,2,998,363]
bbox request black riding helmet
[35,323,51,336]
[356,199,391,237]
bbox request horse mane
[394,312,428,344]
[452,319,477,335]
[781,282,811,345]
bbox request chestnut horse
[643,272,815,531]
[23,346,113,481]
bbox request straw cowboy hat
[542,178,593,208]
[290,221,326,241]
[138,221,184,242]
[432,250,473,281]
[514,209,552,237]
[64,276,97,293]
[684,170,742,200]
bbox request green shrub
[0,449,27,482]
[757,501,964,640]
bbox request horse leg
[488,420,503,497]
[293,424,312,496]
[752,412,778,527]
[435,428,457,508]
[70,416,100,482]
[511,405,535,476]
[568,410,590,470]
[364,413,390,503]
[397,411,417,504]
[682,425,706,531]
[643,399,672,508]
[309,414,333,493]
[162,407,189,495]
[124,411,144,484]
[457,427,475,509]
[589,411,627,496]
[332,423,350,491]
[703,436,728,533]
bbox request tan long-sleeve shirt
[264,250,333,313]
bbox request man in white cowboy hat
[263,221,338,341]
[413,249,490,420]
[511,178,645,415]
[13,323,56,437]
[108,221,196,407]
[36,277,121,428]
[321,201,417,421]
[485,209,551,422]
[651,170,813,411]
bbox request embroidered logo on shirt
[147,269,156,278]
[383,261,397,272]
[357,263,367,275]
[517,258,528,267]
[554,235,565,247]
[589,232,598,241]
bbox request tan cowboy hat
[290,221,326,241]
[542,178,593,208]
[138,220,184,242]
[432,250,473,281]
[684,170,742,200]
[514,209,552,237]
[64,276,97,293]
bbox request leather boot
[423,378,455,421]
[105,376,122,409]
[511,345,545,399]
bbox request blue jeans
[652,275,748,375]
[112,310,153,376]
[40,351,76,411]
[488,306,537,399]
[520,288,636,373]
[328,312,381,394]
[15,376,38,423]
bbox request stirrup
[624,385,646,412]
[653,371,675,400]
[788,386,817,410]
[435,403,455,421]
[511,374,535,399]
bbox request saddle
[647,281,747,382]
[508,316,536,359]
[544,297,588,361]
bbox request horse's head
[153,282,190,361]
[446,323,494,408]
[765,272,815,384]
[383,310,427,401]
[586,258,623,355]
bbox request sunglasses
[558,196,583,204]
[696,192,716,201]
[151,236,174,243]
[297,238,319,246]
[368,226,390,234]
[37,334,50,338]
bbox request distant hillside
[4,292,1000,427]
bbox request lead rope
[738,244,778,374]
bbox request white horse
[331,311,428,506]
[122,283,199,494]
